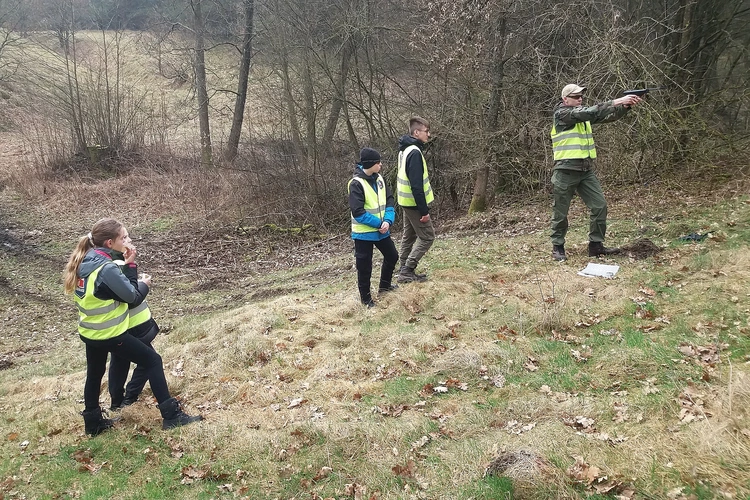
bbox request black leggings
[81,333,171,410]
[108,324,157,406]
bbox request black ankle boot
[122,394,138,406]
[82,407,114,436]
[588,241,620,257]
[552,245,567,261]
[158,398,203,430]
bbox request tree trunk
[224,0,255,162]
[469,16,506,214]
[62,29,88,156]
[321,38,353,154]
[192,0,212,168]
[468,166,489,213]
[301,45,321,194]
[280,52,306,163]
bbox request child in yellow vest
[107,251,160,410]
[348,148,399,307]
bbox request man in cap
[549,84,642,261]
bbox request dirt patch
[440,199,549,237]
[247,286,300,301]
[0,356,13,370]
[484,449,558,490]
[619,238,663,260]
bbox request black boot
[397,266,427,283]
[158,397,202,430]
[82,407,114,436]
[122,394,138,406]
[588,241,620,257]
[552,245,567,261]
[360,291,376,308]
[359,284,374,306]
[112,394,138,410]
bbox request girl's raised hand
[123,244,137,264]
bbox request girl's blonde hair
[63,218,124,294]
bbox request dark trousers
[550,169,607,246]
[354,237,399,302]
[108,323,158,406]
[81,332,170,410]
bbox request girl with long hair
[64,218,201,435]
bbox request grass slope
[0,188,749,499]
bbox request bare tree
[0,0,24,83]
[224,0,254,161]
[191,0,213,167]
[414,0,523,213]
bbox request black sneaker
[363,299,376,308]
[110,397,136,411]
[378,284,399,293]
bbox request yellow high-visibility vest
[74,264,129,340]
[128,300,152,329]
[113,261,153,329]
[348,175,386,233]
[397,145,434,207]
[551,121,597,161]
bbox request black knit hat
[358,147,381,169]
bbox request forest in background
[1,3,750,497]
[0,0,748,227]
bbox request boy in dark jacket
[348,148,399,307]
[396,116,434,282]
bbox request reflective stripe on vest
[74,264,129,340]
[397,145,434,207]
[348,175,386,234]
[551,121,597,161]
[128,300,152,329]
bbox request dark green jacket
[552,100,630,171]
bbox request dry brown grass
[1,26,750,499]
[1,190,748,498]
[1,70,749,498]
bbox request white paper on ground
[577,263,620,278]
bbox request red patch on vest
[75,277,87,299]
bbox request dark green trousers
[550,169,607,246]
